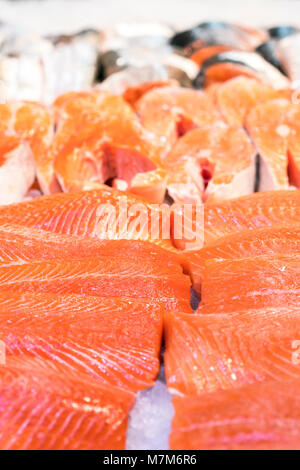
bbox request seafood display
[1,15,300,450]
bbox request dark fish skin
[98,46,198,86]
[170,22,231,48]
[170,26,204,48]
[193,52,248,88]
[255,41,286,74]
[170,21,266,51]
[193,50,289,89]
[268,25,300,39]
[98,50,124,80]
[190,288,200,311]
[198,21,228,29]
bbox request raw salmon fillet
[284,104,300,187]
[135,86,223,157]
[201,254,300,305]
[164,125,256,203]
[246,99,291,190]
[0,356,134,450]
[0,135,35,205]
[215,76,284,126]
[197,290,300,314]
[244,98,300,190]
[0,291,163,393]
[165,310,300,396]
[183,224,300,293]
[0,223,181,267]
[0,188,175,251]
[0,256,191,311]
[52,90,165,203]
[203,190,300,246]
[173,189,300,251]
[170,380,300,450]
[122,80,177,107]
[0,102,56,194]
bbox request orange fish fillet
[0,135,35,205]
[171,380,300,450]
[173,190,300,251]
[0,291,163,393]
[0,256,191,311]
[52,90,165,202]
[201,254,300,305]
[197,290,300,314]
[164,125,256,204]
[135,86,223,157]
[183,224,300,294]
[0,102,56,194]
[216,76,284,126]
[246,98,300,190]
[0,224,181,267]
[165,310,300,396]
[203,190,300,246]
[123,80,177,107]
[0,188,176,251]
[0,356,134,450]
[246,99,291,190]
[285,104,300,187]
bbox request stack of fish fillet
[166,190,300,450]
[0,19,300,450]
[0,190,192,450]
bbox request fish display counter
[0,0,300,453]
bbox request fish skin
[0,188,176,252]
[171,22,267,51]
[0,136,35,205]
[196,51,290,89]
[0,256,191,311]
[0,356,134,450]
[170,380,300,450]
[164,310,300,396]
[0,101,57,195]
[201,254,300,305]
[183,224,300,294]
[0,224,181,267]
[0,291,163,393]
[203,190,300,246]
[165,125,256,204]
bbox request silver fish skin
[277,33,300,85]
